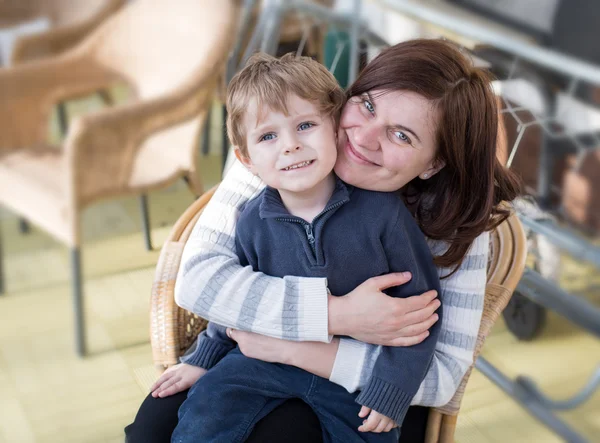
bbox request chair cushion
[0,147,75,245]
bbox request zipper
[275,217,316,255]
[275,199,348,259]
[304,224,316,250]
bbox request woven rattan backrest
[151,187,217,369]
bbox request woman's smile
[344,139,380,166]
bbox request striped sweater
[175,159,488,407]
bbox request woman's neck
[278,174,336,223]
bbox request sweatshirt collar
[259,176,352,220]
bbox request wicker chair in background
[0,0,126,232]
[149,188,527,442]
[0,0,242,356]
[0,0,125,66]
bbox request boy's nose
[284,145,302,154]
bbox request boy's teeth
[284,160,312,171]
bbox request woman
[126,39,520,442]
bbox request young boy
[171,53,442,443]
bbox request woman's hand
[227,328,291,364]
[150,363,207,398]
[329,272,441,346]
[227,328,340,379]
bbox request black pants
[125,390,429,443]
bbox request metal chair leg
[201,107,212,157]
[0,223,5,295]
[139,195,152,251]
[71,247,86,356]
[97,89,114,106]
[57,102,69,136]
[18,218,30,234]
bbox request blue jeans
[172,348,401,443]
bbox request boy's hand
[150,363,207,398]
[358,406,398,433]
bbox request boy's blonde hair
[226,53,345,157]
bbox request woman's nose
[353,122,379,151]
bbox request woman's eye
[259,133,276,142]
[298,122,314,131]
[363,99,375,115]
[393,131,410,143]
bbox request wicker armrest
[10,0,125,65]
[11,23,96,65]
[150,187,217,370]
[64,75,219,206]
[0,55,119,151]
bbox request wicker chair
[0,0,125,66]
[0,0,242,356]
[149,188,527,441]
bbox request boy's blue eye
[298,122,314,131]
[260,133,276,142]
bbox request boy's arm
[330,232,488,408]
[353,207,443,425]
[180,322,236,369]
[174,160,329,342]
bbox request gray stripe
[199,228,236,250]
[183,234,234,276]
[235,276,268,331]
[417,352,465,400]
[281,278,300,340]
[441,290,484,310]
[439,329,476,350]
[218,188,252,208]
[187,251,235,316]
[459,253,487,271]
[359,344,383,388]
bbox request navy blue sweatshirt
[188,178,442,424]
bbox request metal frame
[476,357,591,443]
[71,247,85,356]
[139,194,153,251]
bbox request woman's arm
[175,159,329,342]
[175,159,437,344]
[285,232,489,407]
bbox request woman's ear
[419,159,446,180]
[234,148,257,175]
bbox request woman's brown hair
[347,39,521,272]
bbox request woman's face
[334,89,442,192]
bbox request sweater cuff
[298,277,331,343]
[356,376,414,425]
[330,339,367,393]
[180,338,231,370]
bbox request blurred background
[0,0,598,442]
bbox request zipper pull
[304,224,315,245]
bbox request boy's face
[236,94,337,194]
